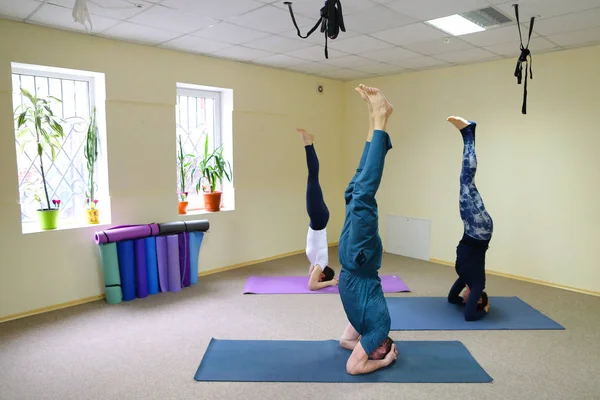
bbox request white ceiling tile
[0,0,41,20]
[390,56,450,69]
[273,0,379,17]
[328,35,395,53]
[160,0,264,20]
[484,37,558,56]
[360,46,422,62]
[243,35,313,53]
[435,47,498,63]
[281,26,362,45]
[228,5,313,34]
[326,55,377,68]
[403,37,474,55]
[461,24,536,46]
[532,8,600,36]
[371,23,448,46]
[160,35,233,54]
[211,45,274,61]
[253,54,307,67]
[192,22,271,45]
[318,68,372,80]
[46,0,153,20]
[350,62,408,74]
[387,0,491,21]
[127,4,217,34]
[495,0,600,21]
[284,45,349,61]
[546,26,600,47]
[101,21,182,45]
[371,0,396,4]
[29,3,120,33]
[287,62,339,73]
[342,5,417,34]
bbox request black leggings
[305,144,329,230]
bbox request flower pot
[203,191,222,212]
[38,209,59,230]
[86,208,100,224]
[178,201,189,215]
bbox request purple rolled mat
[94,223,160,245]
[134,239,149,298]
[156,236,169,293]
[243,275,411,294]
[178,232,191,287]
[166,235,181,293]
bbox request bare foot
[355,86,375,141]
[355,86,372,112]
[297,128,314,146]
[359,84,393,131]
[447,116,471,130]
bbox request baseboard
[0,242,339,324]
[429,258,600,297]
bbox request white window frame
[176,88,222,149]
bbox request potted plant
[84,107,100,224]
[177,134,195,214]
[195,135,232,212]
[15,88,65,230]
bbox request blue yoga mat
[387,296,564,330]
[116,240,136,301]
[194,339,492,383]
[188,231,204,285]
[144,237,159,295]
[134,239,149,299]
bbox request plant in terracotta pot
[15,88,65,230]
[195,135,232,212]
[177,134,195,214]
[84,107,100,224]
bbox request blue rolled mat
[116,240,136,301]
[188,232,204,285]
[194,339,492,383]
[387,297,565,330]
[167,235,181,292]
[178,232,191,287]
[134,239,149,299]
[144,237,159,295]
[156,236,169,293]
[98,242,122,304]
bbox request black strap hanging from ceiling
[284,0,346,59]
[513,4,535,115]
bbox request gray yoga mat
[157,220,210,235]
[194,339,492,383]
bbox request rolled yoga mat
[167,235,181,292]
[194,338,492,383]
[387,297,565,330]
[158,220,210,235]
[98,242,122,304]
[95,223,160,245]
[156,236,169,293]
[243,275,410,294]
[116,240,136,301]
[188,232,204,285]
[178,232,191,287]
[145,237,159,295]
[134,239,149,299]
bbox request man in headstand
[338,84,397,375]
[446,116,493,321]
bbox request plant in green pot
[177,134,195,214]
[194,135,232,212]
[84,107,100,224]
[15,88,65,230]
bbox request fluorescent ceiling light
[427,14,485,36]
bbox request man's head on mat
[369,337,394,360]
[463,287,489,310]
[319,266,335,282]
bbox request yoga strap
[513,4,535,115]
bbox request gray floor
[1,248,599,400]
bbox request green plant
[194,135,232,194]
[15,88,65,211]
[177,135,195,201]
[84,107,98,209]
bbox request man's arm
[448,277,466,305]
[345,341,395,375]
[464,284,487,321]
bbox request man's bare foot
[355,86,375,141]
[359,84,393,131]
[355,86,372,112]
[297,128,314,146]
[447,116,471,131]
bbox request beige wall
[0,20,346,319]
[343,45,600,293]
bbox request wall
[0,19,346,319]
[343,45,600,293]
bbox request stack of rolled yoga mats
[95,220,209,304]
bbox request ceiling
[2,0,600,80]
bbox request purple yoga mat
[156,236,169,293]
[134,239,149,298]
[178,232,191,287]
[94,223,160,245]
[166,235,181,293]
[243,275,411,294]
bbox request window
[11,63,110,233]
[176,83,234,213]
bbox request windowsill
[21,219,112,235]
[179,207,235,216]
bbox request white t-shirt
[306,226,328,270]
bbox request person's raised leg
[299,128,329,230]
